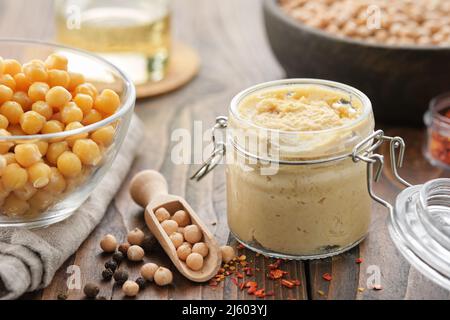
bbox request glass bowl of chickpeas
[0,39,135,228]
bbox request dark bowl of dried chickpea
[263,0,450,126]
[0,39,135,228]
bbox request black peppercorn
[141,236,156,253]
[112,251,124,263]
[83,283,99,299]
[102,268,114,280]
[135,277,146,289]
[105,260,118,272]
[113,270,128,285]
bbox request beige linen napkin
[0,114,144,300]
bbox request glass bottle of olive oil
[55,0,171,84]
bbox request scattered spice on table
[358,287,365,293]
[355,258,363,264]
[322,273,332,281]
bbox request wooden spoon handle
[129,170,169,208]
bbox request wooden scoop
[129,170,221,282]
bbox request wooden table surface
[1,0,449,300]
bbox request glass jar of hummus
[222,79,375,259]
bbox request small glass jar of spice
[424,92,450,169]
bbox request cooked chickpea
[0,154,6,175]
[0,101,24,125]
[155,207,170,222]
[192,242,209,257]
[0,74,16,90]
[220,245,235,263]
[14,73,31,92]
[57,151,82,178]
[23,61,48,82]
[42,167,67,193]
[0,85,13,104]
[127,227,145,246]
[72,138,101,166]
[171,210,191,227]
[14,143,41,167]
[28,82,49,102]
[64,122,88,146]
[140,263,159,281]
[3,59,22,76]
[153,267,173,286]
[94,89,120,115]
[0,129,13,154]
[31,101,53,120]
[176,243,192,261]
[186,252,204,271]
[73,93,93,115]
[0,114,8,129]
[2,193,30,217]
[81,109,102,125]
[2,163,28,190]
[183,224,202,244]
[48,69,70,88]
[42,119,64,135]
[127,245,145,261]
[20,111,46,134]
[45,53,68,71]
[3,153,16,164]
[100,234,117,253]
[75,83,98,99]
[122,280,139,297]
[12,91,32,111]
[91,125,115,146]
[61,102,83,124]
[13,182,37,201]
[68,72,85,91]
[169,232,184,248]
[28,190,53,210]
[8,125,25,136]
[27,162,51,188]
[45,86,72,109]
[161,219,178,235]
[34,141,48,156]
[46,141,69,165]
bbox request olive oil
[56,4,170,84]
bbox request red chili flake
[236,272,244,279]
[239,282,245,291]
[269,269,285,280]
[245,281,257,288]
[243,267,254,276]
[237,244,245,250]
[281,279,294,288]
[322,273,332,281]
[247,286,257,294]
[254,289,265,298]
[230,277,239,286]
[268,259,281,270]
[290,279,301,286]
[355,258,363,264]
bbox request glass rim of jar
[0,38,136,141]
[229,78,373,135]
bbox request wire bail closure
[190,116,228,181]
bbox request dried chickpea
[23,60,48,82]
[45,86,72,109]
[91,125,115,146]
[20,111,46,134]
[45,53,68,71]
[161,219,178,236]
[81,109,102,125]
[13,73,31,92]
[127,227,145,246]
[153,267,173,286]
[186,252,204,271]
[140,263,159,281]
[155,207,170,222]
[57,151,82,178]
[73,93,93,115]
[41,119,64,135]
[0,85,13,104]
[28,190,53,210]
[171,210,191,227]
[0,114,8,129]
[46,141,69,165]
[2,193,30,217]
[64,122,88,146]
[27,162,51,188]
[0,74,16,90]
[169,232,184,248]
[12,91,32,111]
[220,245,235,263]
[183,224,202,244]
[75,83,98,99]
[0,101,24,125]
[0,129,13,154]
[32,101,53,120]
[122,280,139,297]
[127,245,145,261]
[176,243,192,261]
[13,182,37,201]
[68,72,85,91]
[3,59,22,76]
[14,143,42,167]
[42,167,66,194]
[28,82,50,102]
[100,234,117,253]
[192,242,209,257]
[2,163,28,190]
[94,89,120,115]
[48,69,70,88]
[72,139,101,165]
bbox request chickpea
[12,91,32,111]
[0,84,13,104]
[20,111,46,134]
[91,125,115,146]
[3,59,22,76]
[2,193,30,217]
[176,243,192,261]
[161,219,178,236]
[57,151,82,178]
[48,69,70,88]
[122,280,139,297]
[0,154,6,175]
[60,102,83,124]
[23,60,48,82]
[0,129,13,154]
[28,82,49,102]
[45,53,68,71]
[100,234,117,253]
[94,89,120,115]
[72,138,101,166]
[192,242,209,257]
[75,83,98,99]
[32,101,53,120]
[154,207,170,222]
[118,242,131,255]
[127,245,145,261]
[34,141,48,156]
[153,267,173,286]
[27,162,51,188]
[140,262,159,281]
[14,143,41,167]
[64,122,88,147]
[0,114,9,129]
[42,167,67,194]
[186,252,204,271]
[183,224,202,244]
[6,125,24,136]
[0,101,24,125]
[169,232,184,249]
[14,73,31,92]
[28,190,53,211]
[220,245,235,263]
[73,93,93,115]
[2,163,28,190]
[81,109,102,125]
[42,120,64,138]
[127,227,145,246]
[3,152,16,164]
[46,141,69,165]
[0,74,16,90]
[171,210,191,227]
[68,72,85,91]
[13,182,37,201]
[45,86,72,109]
